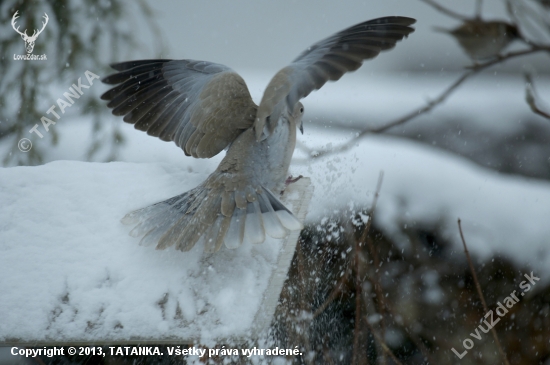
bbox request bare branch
[353,171,384,365]
[363,318,405,365]
[312,269,350,319]
[467,47,549,70]
[457,219,510,365]
[524,72,550,120]
[295,45,549,162]
[299,71,474,160]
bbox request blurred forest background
[1,0,550,364]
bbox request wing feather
[255,16,415,138]
[287,17,416,106]
[102,59,257,158]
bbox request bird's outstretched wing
[101,59,257,158]
[255,16,416,140]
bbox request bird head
[292,102,305,134]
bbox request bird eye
[300,107,304,113]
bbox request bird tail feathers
[121,184,303,253]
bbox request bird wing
[101,59,257,158]
[255,16,416,140]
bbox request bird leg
[286,175,303,185]
[281,175,304,195]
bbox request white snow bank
[293,132,550,276]
[0,162,312,344]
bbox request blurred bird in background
[101,17,415,253]
[435,20,520,60]
[421,0,523,61]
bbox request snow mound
[294,134,550,277]
[0,161,312,344]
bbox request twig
[312,268,350,319]
[364,234,388,365]
[466,47,549,70]
[457,219,510,365]
[363,319,405,365]
[402,326,437,365]
[352,172,384,365]
[420,0,470,20]
[353,226,364,365]
[299,71,474,160]
[366,173,386,365]
[295,243,314,365]
[365,235,387,365]
[295,46,550,162]
[322,342,336,365]
[524,73,550,120]
[362,171,384,237]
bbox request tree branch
[296,46,549,162]
[457,219,510,365]
[353,171,384,365]
[524,72,550,120]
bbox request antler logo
[12,11,49,54]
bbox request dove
[101,16,416,253]
[435,20,519,60]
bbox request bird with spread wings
[101,16,416,253]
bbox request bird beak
[299,120,304,135]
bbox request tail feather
[153,190,209,250]
[122,183,304,252]
[205,215,231,253]
[122,193,189,239]
[203,215,221,253]
[263,188,303,230]
[244,200,266,244]
[224,208,246,249]
[234,189,248,209]
[173,194,221,251]
[275,210,304,231]
[139,215,180,247]
[139,194,195,247]
[121,200,171,226]
[221,190,235,216]
[257,193,289,239]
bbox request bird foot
[286,175,303,185]
[281,175,304,195]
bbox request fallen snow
[1,73,549,343]
[0,162,311,344]
[293,133,550,276]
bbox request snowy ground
[295,132,550,275]
[1,72,549,344]
[0,162,311,344]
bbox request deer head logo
[11,11,49,54]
